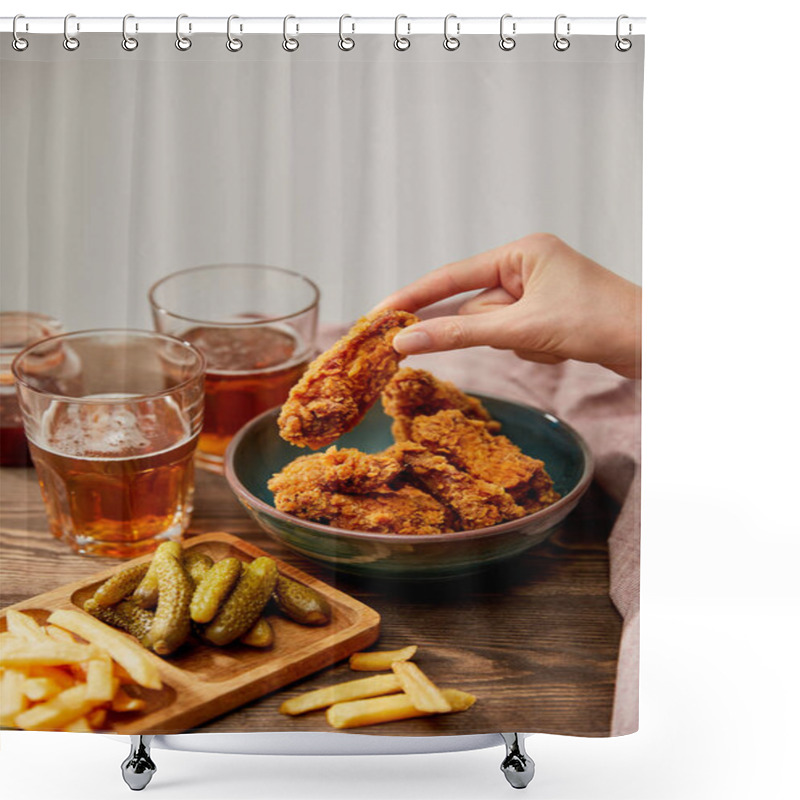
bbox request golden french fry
[112,662,136,685]
[279,673,403,716]
[21,676,63,702]
[5,610,48,642]
[30,665,75,690]
[0,669,30,726]
[326,688,476,729]
[64,716,93,733]
[47,610,162,690]
[85,658,118,703]
[111,687,146,713]
[13,684,96,731]
[0,639,100,668]
[349,645,418,671]
[86,707,107,729]
[45,625,78,644]
[391,661,451,713]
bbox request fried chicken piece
[271,483,450,535]
[278,310,419,449]
[268,447,402,495]
[408,409,559,504]
[393,443,525,529]
[382,367,500,441]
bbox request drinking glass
[12,329,205,557]
[148,264,319,472]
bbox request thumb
[392,310,519,355]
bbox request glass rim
[11,328,207,405]
[147,263,321,328]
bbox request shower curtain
[0,21,643,738]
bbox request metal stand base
[500,733,535,789]
[122,736,156,791]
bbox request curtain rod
[1,16,646,37]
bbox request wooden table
[0,464,622,737]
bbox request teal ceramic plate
[224,395,593,579]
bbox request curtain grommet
[63,13,80,51]
[12,15,29,51]
[226,15,243,52]
[175,14,192,51]
[443,14,460,51]
[338,14,355,51]
[615,15,632,51]
[282,15,299,52]
[499,14,516,51]
[394,15,410,51]
[553,14,570,51]
[121,14,139,51]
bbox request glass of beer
[148,264,319,472]
[12,330,205,558]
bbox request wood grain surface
[0,464,622,737]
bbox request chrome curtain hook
[175,14,192,51]
[121,14,138,51]
[12,14,29,52]
[553,14,570,51]
[394,14,410,51]
[615,14,632,51]
[63,13,80,51]
[443,14,460,51]
[499,14,516,51]
[226,15,243,51]
[282,15,299,51]
[338,14,355,51]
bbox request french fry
[5,610,48,642]
[87,707,108,729]
[64,716,93,733]
[47,610,162,690]
[22,676,63,702]
[0,669,30,726]
[391,661,451,713]
[0,639,100,668]
[30,665,75,690]
[13,684,96,731]
[45,625,78,644]
[111,687,146,713]
[279,673,403,716]
[349,645,417,671]
[85,657,118,703]
[326,688,476,729]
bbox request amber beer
[27,396,198,558]
[181,325,310,467]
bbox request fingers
[393,310,521,355]
[458,287,516,315]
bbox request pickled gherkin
[240,616,274,648]
[144,552,194,656]
[84,598,154,643]
[204,557,277,647]
[132,541,182,608]
[183,551,214,586]
[190,557,242,624]
[92,563,149,608]
[274,574,331,626]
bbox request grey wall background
[1,34,643,329]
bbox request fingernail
[394,329,432,353]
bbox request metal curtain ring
[394,14,410,51]
[121,14,138,51]
[282,15,299,51]
[226,15,243,51]
[615,14,632,51]
[499,14,516,51]
[12,14,29,51]
[553,14,570,51]
[338,14,355,51]
[63,13,79,51]
[443,14,460,51]
[175,14,192,51]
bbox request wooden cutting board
[0,532,381,734]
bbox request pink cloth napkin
[319,326,641,736]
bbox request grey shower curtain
[1,29,643,738]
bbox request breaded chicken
[278,310,419,449]
[408,409,559,504]
[393,443,525,529]
[270,483,450,535]
[268,447,402,495]
[382,367,500,440]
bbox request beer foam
[38,394,191,460]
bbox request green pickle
[84,598,154,643]
[204,557,277,647]
[274,574,331,626]
[240,616,274,648]
[132,541,182,608]
[144,552,194,656]
[183,551,214,586]
[190,557,242,624]
[92,563,149,608]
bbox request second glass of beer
[148,264,319,472]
